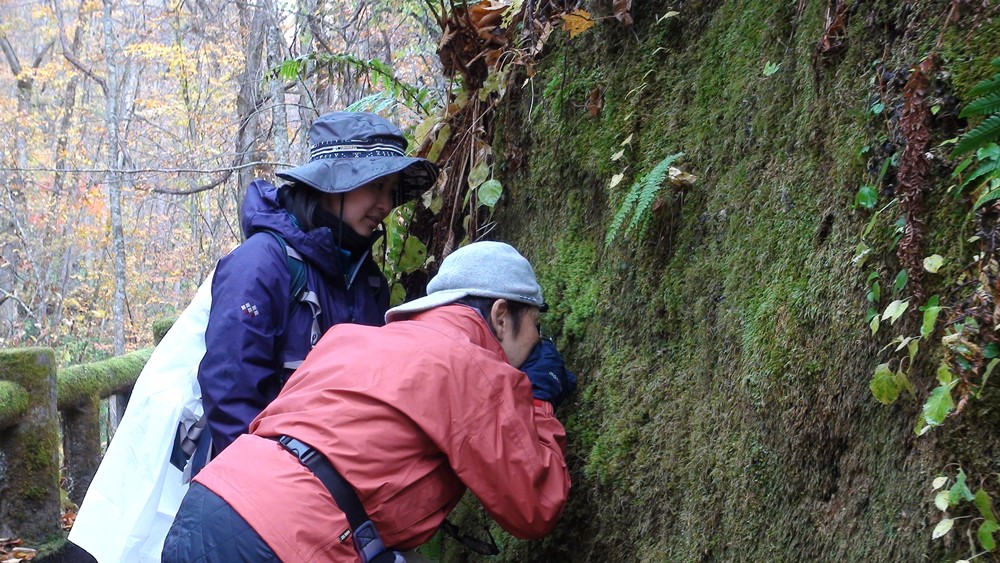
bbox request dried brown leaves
[896,56,936,302]
[814,0,849,71]
[0,538,36,563]
[438,0,517,88]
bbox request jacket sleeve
[198,235,290,454]
[447,368,570,539]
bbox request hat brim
[385,289,470,323]
[276,156,438,204]
[385,289,548,323]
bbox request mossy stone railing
[0,319,172,543]
[58,348,153,507]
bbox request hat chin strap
[338,193,345,250]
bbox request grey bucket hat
[276,112,439,204]
[385,241,546,323]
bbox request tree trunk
[0,35,32,340]
[103,0,128,429]
[233,0,268,224]
[268,18,289,167]
[294,0,320,156]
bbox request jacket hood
[241,179,344,279]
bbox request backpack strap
[262,231,322,362]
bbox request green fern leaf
[278,59,302,81]
[952,114,1000,157]
[973,186,1000,210]
[960,91,1000,117]
[967,73,1000,98]
[959,157,1000,190]
[626,154,679,235]
[346,91,396,114]
[605,180,642,246]
[606,152,686,245]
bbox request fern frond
[346,91,398,114]
[967,73,1000,98]
[960,90,1000,118]
[605,180,642,246]
[973,186,1000,210]
[282,52,436,117]
[959,157,1000,190]
[952,114,1000,157]
[626,154,682,235]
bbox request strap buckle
[278,435,319,465]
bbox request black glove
[520,339,577,407]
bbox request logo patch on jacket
[241,303,259,317]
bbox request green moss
[473,0,1000,561]
[0,380,30,427]
[151,316,177,344]
[0,348,55,396]
[535,237,602,342]
[942,15,1000,98]
[57,348,152,409]
[34,535,69,560]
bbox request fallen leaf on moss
[586,87,604,117]
[561,9,594,38]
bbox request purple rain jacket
[197,180,390,453]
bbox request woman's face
[321,173,398,236]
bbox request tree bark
[103,0,128,429]
[267,0,289,167]
[295,0,321,155]
[233,0,269,224]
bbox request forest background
[0,0,444,368]
[4,0,1000,561]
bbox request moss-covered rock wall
[478,0,1000,560]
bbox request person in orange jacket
[162,241,577,562]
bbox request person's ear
[489,299,510,341]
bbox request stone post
[60,396,101,506]
[0,348,61,542]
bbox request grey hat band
[310,138,406,160]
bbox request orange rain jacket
[194,305,570,562]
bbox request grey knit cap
[385,241,545,322]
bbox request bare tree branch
[0,160,292,176]
[53,0,108,95]
[0,35,22,76]
[151,170,234,195]
[32,39,54,68]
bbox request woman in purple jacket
[197,111,438,456]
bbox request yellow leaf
[610,173,625,188]
[611,149,625,161]
[561,9,594,39]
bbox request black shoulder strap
[261,231,321,357]
[262,230,307,301]
[273,435,398,563]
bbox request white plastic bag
[69,272,213,562]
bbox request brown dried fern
[896,56,935,303]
